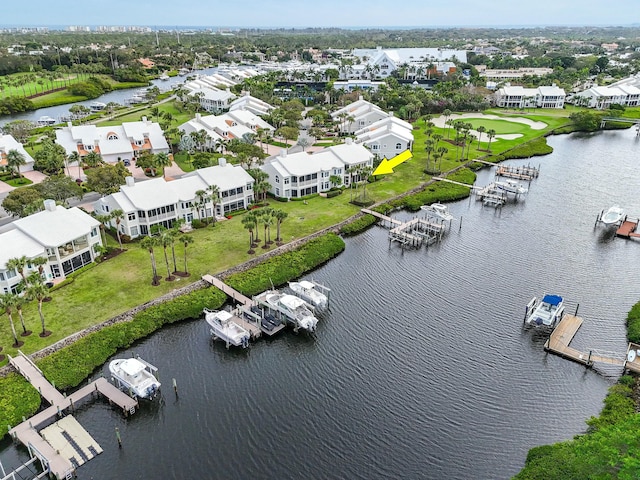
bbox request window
[91,227,98,237]
[284,178,289,185]
[275,175,280,184]
[107,133,118,140]
[0,272,4,281]
[128,212,136,221]
[371,144,380,151]
[138,210,146,218]
[85,144,93,151]
[275,188,280,196]
[396,143,402,150]
[246,183,252,191]
[131,226,139,237]
[103,205,110,213]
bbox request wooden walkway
[8,351,139,479]
[616,219,640,238]
[202,275,255,307]
[544,315,625,367]
[361,208,402,226]
[495,164,539,181]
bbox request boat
[109,357,161,399]
[178,67,190,76]
[159,72,170,81]
[204,308,250,348]
[524,294,565,328]
[420,203,454,222]
[89,101,106,112]
[255,290,318,332]
[288,280,329,309]
[494,179,528,195]
[600,205,624,225]
[36,116,57,126]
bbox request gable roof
[14,204,99,247]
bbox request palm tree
[261,211,274,249]
[110,209,124,250]
[6,149,26,179]
[0,293,22,347]
[425,139,435,172]
[242,214,256,254]
[14,294,31,336]
[442,109,452,138]
[140,236,160,286]
[6,256,29,284]
[476,126,486,149]
[158,229,175,281]
[94,214,111,247]
[154,152,172,178]
[31,256,48,279]
[25,280,51,337]
[194,189,208,222]
[273,209,288,244]
[68,151,81,179]
[178,234,194,275]
[208,185,220,224]
[487,129,497,152]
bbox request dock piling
[115,427,122,448]
[173,378,178,396]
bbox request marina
[361,208,449,248]
[1,129,639,480]
[495,163,540,181]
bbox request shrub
[626,300,640,344]
[326,190,342,198]
[340,214,377,236]
[0,373,41,432]
[191,219,205,229]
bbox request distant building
[494,85,566,109]
[573,74,640,109]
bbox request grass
[173,153,194,172]
[0,109,575,365]
[3,176,33,187]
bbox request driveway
[163,159,186,181]
[21,170,48,184]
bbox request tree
[486,129,496,152]
[273,209,288,244]
[36,175,83,205]
[84,164,127,196]
[178,234,194,275]
[297,137,311,151]
[261,210,274,249]
[154,152,172,178]
[476,126,486,149]
[276,125,299,148]
[2,120,35,143]
[25,279,51,337]
[194,189,208,221]
[6,255,29,284]
[33,139,66,175]
[242,214,256,253]
[5,149,26,178]
[14,294,31,337]
[208,185,220,224]
[1,187,43,218]
[94,213,111,247]
[159,228,176,281]
[140,236,160,286]
[0,293,22,348]
[110,209,124,250]
[82,151,104,169]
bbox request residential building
[0,200,102,291]
[178,112,274,149]
[477,66,554,80]
[186,87,237,113]
[94,161,254,237]
[573,74,640,109]
[55,118,170,164]
[229,93,275,116]
[332,79,386,92]
[330,96,389,134]
[353,114,414,160]
[0,134,35,173]
[261,140,374,199]
[494,85,566,109]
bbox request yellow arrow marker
[372,150,413,176]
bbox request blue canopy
[542,294,563,306]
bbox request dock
[616,218,640,238]
[202,274,255,307]
[7,351,139,480]
[474,183,507,207]
[543,315,625,367]
[362,209,447,248]
[495,164,539,181]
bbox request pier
[362,209,447,248]
[495,164,539,181]
[7,351,139,480]
[202,274,255,307]
[543,315,625,368]
[616,218,640,239]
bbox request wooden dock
[544,315,625,367]
[361,209,447,248]
[8,351,139,479]
[361,208,402,227]
[616,219,640,238]
[202,275,255,307]
[495,164,539,181]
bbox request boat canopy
[541,294,563,306]
[298,280,315,289]
[120,359,146,376]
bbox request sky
[3,0,639,28]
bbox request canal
[1,127,639,479]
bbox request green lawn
[0,109,574,365]
[0,72,81,99]
[4,176,33,187]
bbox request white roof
[0,134,35,165]
[267,151,342,177]
[538,85,566,96]
[168,176,209,201]
[352,47,467,64]
[356,124,414,144]
[228,94,274,116]
[0,229,46,270]
[185,163,254,191]
[14,205,99,247]
[225,110,274,131]
[325,142,374,166]
[120,177,178,211]
[331,98,377,118]
[354,115,412,136]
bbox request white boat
[256,291,318,332]
[89,101,106,112]
[524,294,565,328]
[494,179,528,195]
[36,116,57,126]
[600,205,624,225]
[288,280,329,309]
[178,67,190,76]
[109,357,161,399]
[204,308,250,348]
[420,203,454,222]
[159,72,170,81]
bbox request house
[55,118,170,164]
[351,114,414,160]
[478,67,554,80]
[137,58,155,69]
[178,112,274,148]
[494,85,566,109]
[330,96,389,134]
[0,200,102,292]
[573,74,640,109]
[94,161,254,237]
[261,139,374,199]
[0,134,35,173]
[332,79,386,93]
[228,93,275,117]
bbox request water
[1,128,639,479]
[0,67,219,126]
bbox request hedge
[0,373,42,433]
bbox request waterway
[0,67,219,127]
[1,128,639,479]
